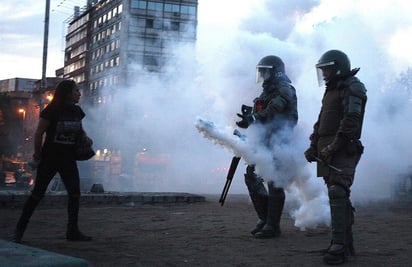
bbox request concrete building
[0,77,65,157]
[64,2,94,100]
[0,78,35,156]
[61,0,198,175]
[64,0,198,105]
[0,78,37,93]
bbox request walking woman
[13,79,92,242]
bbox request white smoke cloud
[195,117,330,229]
[82,0,412,229]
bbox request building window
[181,5,196,15]
[154,19,162,29]
[171,21,179,31]
[146,37,160,47]
[137,18,145,27]
[146,19,153,28]
[143,55,158,66]
[165,3,179,13]
[148,1,163,11]
[131,0,147,9]
[181,22,196,34]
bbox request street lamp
[17,108,27,158]
[18,108,26,121]
[46,94,53,102]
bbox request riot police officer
[304,50,367,265]
[236,55,298,238]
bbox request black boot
[13,223,26,243]
[346,201,355,256]
[244,166,268,236]
[323,185,348,265]
[13,195,41,243]
[250,219,265,235]
[66,223,92,241]
[254,184,285,239]
[323,243,346,265]
[254,223,281,239]
[66,196,91,241]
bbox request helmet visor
[256,65,272,83]
[316,61,335,87]
[316,67,325,87]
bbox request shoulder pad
[277,81,295,99]
[345,76,367,100]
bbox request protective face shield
[256,66,273,83]
[316,63,335,87]
[316,50,351,86]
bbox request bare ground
[1,194,412,267]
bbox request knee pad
[246,165,255,175]
[328,185,347,200]
[244,165,258,184]
[268,185,285,200]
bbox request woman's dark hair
[50,80,76,106]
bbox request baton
[313,155,342,173]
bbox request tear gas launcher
[218,129,246,206]
[219,155,240,206]
[218,106,250,206]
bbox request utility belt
[317,136,364,156]
[316,138,364,177]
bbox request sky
[0,0,76,79]
[2,0,412,229]
[1,1,412,78]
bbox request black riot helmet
[316,50,351,86]
[256,55,285,83]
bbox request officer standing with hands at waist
[304,50,367,265]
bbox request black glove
[236,113,255,129]
[319,146,333,164]
[304,146,317,163]
[320,137,344,163]
[241,104,253,115]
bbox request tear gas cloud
[83,0,412,229]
